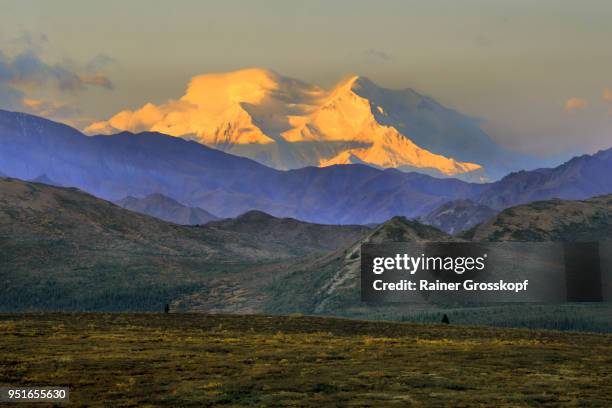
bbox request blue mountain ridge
[1,110,610,224]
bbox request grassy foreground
[0,314,611,407]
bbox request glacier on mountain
[86,68,529,180]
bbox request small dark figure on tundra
[164,303,170,313]
[441,314,450,324]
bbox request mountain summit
[86,68,527,180]
[2,110,610,224]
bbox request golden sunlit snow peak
[85,68,482,177]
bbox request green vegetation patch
[0,313,610,407]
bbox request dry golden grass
[0,313,610,407]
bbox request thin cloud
[362,49,392,61]
[79,73,113,90]
[564,97,587,113]
[0,36,114,122]
[85,54,116,73]
[5,32,48,53]
[3,50,113,92]
[22,98,81,117]
[0,82,23,109]
[603,88,612,102]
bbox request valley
[1,175,610,332]
[3,4,612,406]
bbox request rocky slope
[263,195,612,316]
[466,194,612,241]
[263,217,455,315]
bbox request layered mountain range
[2,176,609,315]
[0,177,370,310]
[1,109,611,225]
[265,195,612,317]
[86,68,532,180]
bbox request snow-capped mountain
[86,68,528,180]
[2,109,611,224]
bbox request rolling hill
[207,210,370,252]
[262,217,456,316]
[116,193,218,225]
[1,178,611,330]
[466,194,612,241]
[0,177,370,311]
[262,195,612,317]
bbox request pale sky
[2,0,612,158]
